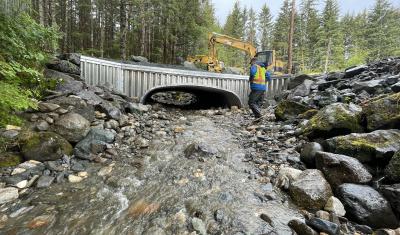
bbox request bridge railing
[80,56,291,105]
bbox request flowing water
[1,114,303,235]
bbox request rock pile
[0,53,158,204]
[274,57,400,233]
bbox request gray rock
[56,80,84,94]
[288,219,318,235]
[97,101,122,120]
[385,151,400,182]
[363,93,400,131]
[313,89,339,107]
[300,142,323,168]
[58,53,81,66]
[288,74,314,90]
[183,61,197,69]
[36,121,49,131]
[47,96,95,122]
[44,68,75,82]
[380,184,400,219]
[275,100,313,121]
[1,130,19,139]
[323,129,400,164]
[191,217,207,235]
[126,102,149,114]
[344,65,367,78]
[47,59,80,75]
[74,128,115,160]
[289,169,333,211]
[0,187,19,204]
[54,113,90,143]
[36,175,55,188]
[306,218,339,235]
[290,79,314,97]
[353,79,385,94]
[301,103,363,139]
[338,183,398,229]
[38,102,60,112]
[130,55,148,63]
[76,90,103,106]
[184,142,218,159]
[315,151,372,188]
[324,196,346,217]
[391,82,400,92]
[20,131,73,161]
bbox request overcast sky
[212,0,400,25]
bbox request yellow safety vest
[253,64,266,85]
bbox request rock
[74,128,115,160]
[191,217,207,235]
[275,100,313,121]
[1,130,19,139]
[354,224,373,234]
[289,169,333,211]
[344,65,367,78]
[5,125,21,131]
[288,74,314,90]
[44,68,76,81]
[275,167,303,189]
[48,96,95,122]
[97,101,122,120]
[56,79,84,94]
[38,102,60,112]
[324,196,346,217]
[36,121,49,131]
[0,187,19,204]
[315,151,372,188]
[353,79,385,94]
[386,151,400,182]
[46,59,80,75]
[20,131,73,161]
[301,103,363,139]
[289,79,314,97]
[323,129,400,164]
[338,183,398,229]
[306,218,339,235]
[184,142,218,159]
[15,180,28,189]
[36,175,55,188]
[315,210,330,221]
[380,184,400,219]
[27,214,55,229]
[300,142,323,168]
[54,113,90,143]
[76,90,103,106]
[313,89,339,107]
[392,82,400,92]
[98,165,113,177]
[288,219,318,235]
[126,102,149,114]
[11,167,26,175]
[104,119,119,130]
[58,53,81,66]
[68,174,83,183]
[0,153,23,167]
[326,72,344,81]
[130,55,148,63]
[135,137,149,148]
[363,93,400,131]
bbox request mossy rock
[298,109,318,119]
[301,103,363,139]
[385,151,400,182]
[275,100,313,121]
[363,92,400,131]
[0,152,23,167]
[323,129,400,164]
[20,131,73,162]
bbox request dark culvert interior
[141,86,242,109]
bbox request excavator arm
[208,32,257,59]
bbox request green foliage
[0,12,59,127]
[258,4,273,51]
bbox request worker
[248,57,271,119]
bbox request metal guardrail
[80,56,291,105]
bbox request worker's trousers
[248,90,265,118]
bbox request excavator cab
[255,50,274,71]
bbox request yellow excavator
[187,32,286,74]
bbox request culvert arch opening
[141,85,242,109]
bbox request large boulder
[344,65,367,78]
[76,90,104,106]
[53,113,90,143]
[315,151,372,188]
[338,183,398,229]
[275,100,313,121]
[323,129,400,164]
[289,169,333,211]
[44,68,75,82]
[130,55,148,63]
[363,93,400,131]
[288,74,314,90]
[289,79,314,97]
[96,101,122,120]
[74,128,115,160]
[20,131,73,161]
[58,53,81,66]
[300,142,323,168]
[47,96,95,122]
[46,59,80,75]
[301,103,363,139]
[385,151,400,182]
[353,79,385,94]
[380,184,400,219]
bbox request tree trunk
[119,0,127,60]
[39,0,44,25]
[324,37,332,74]
[287,0,295,74]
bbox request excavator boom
[208,32,257,58]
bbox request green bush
[0,12,59,127]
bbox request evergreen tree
[246,8,258,48]
[272,0,291,60]
[258,4,273,51]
